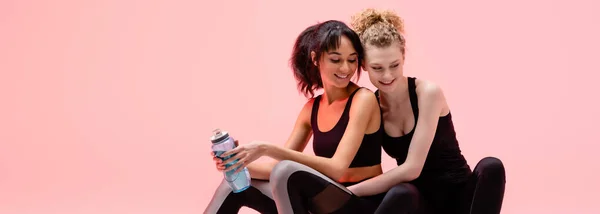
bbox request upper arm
[332,89,380,169]
[282,99,314,152]
[404,82,445,179]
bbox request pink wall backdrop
[1,0,598,213]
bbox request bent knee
[476,157,506,179]
[388,183,420,199]
[270,160,305,183]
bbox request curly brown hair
[350,8,406,54]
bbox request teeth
[381,79,394,84]
[335,74,348,79]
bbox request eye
[371,66,383,70]
[391,64,399,68]
[348,59,357,63]
[330,59,340,63]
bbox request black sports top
[376,77,471,187]
[311,88,382,168]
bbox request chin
[330,77,353,88]
[335,81,352,89]
[377,85,395,93]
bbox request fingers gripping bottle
[210,129,251,193]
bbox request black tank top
[311,88,382,168]
[376,77,471,187]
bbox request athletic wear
[376,77,472,187]
[272,157,505,214]
[312,87,382,167]
[277,77,506,214]
[270,160,385,214]
[204,87,383,214]
[203,179,277,214]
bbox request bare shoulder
[351,88,379,109]
[291,97,316,128]
[349,88,380,120]
[415,79,444,99]
[415,79,449,115]
[302,97,317,110]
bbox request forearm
[264,144,345,180]
[352,164,418,196]
[247,160,277,180]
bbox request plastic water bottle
[210,128,251,193]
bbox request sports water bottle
[210,128,251,193]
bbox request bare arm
[264,89,379,180]
[246,100,314,180]
[223,89,379,180]
[349,83,445,196]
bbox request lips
[379,79,395,85]
[335,73,349,79]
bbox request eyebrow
[371,60,401,66]
[328,51,358,56]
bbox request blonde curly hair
[350,8,405,54]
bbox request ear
[310,51,317,66]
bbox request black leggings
[203,179,278,214]
[272,157,506,214]
[269,160,385,214]
[461,156,506,214]
[376,157,506,214]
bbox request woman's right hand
[211,151,225,171]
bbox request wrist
[261,142,276,158]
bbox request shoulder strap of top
[342,87,365,114]
[408,77,419,120]
[310,95,322,128]
[312,87,365,127]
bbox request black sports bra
[311,88,382,168]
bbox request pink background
[1,0,598,213]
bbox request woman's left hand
[220,140,269,173]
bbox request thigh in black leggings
[376,157,506,214]
[270,160,384,214]
[204,179,278,214]
[462,156,506,214]
[374,183,432,214]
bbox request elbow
[406,167,422,181]
[401,160,425,182]
[330,166,346,181]
[328,162,349,181]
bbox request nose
[382,70,393,80]
[340,61,350,73]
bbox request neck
[322,83,354,105]
[379,77,409,107]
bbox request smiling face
[350,9,407,94]
[290,20,364,98]
[364,41,405,93]
[312,36,359,90]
